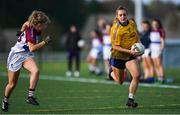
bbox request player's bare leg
[143,57,152,78]
[146,57,154,77]
[5,70,20,98]
[152,57,164,83]
[110,66,124,84]
[142,57,154,83]
[126,59,140,108]
[87,56,97,74]
[143,57,148,78]
[2,70,20,112]
[152,58,160,77]
[104,60,110,74]
[23,58,40,106]
[153,57,164,82]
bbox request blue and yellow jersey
[110,19,139,60]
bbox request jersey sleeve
[24,26,36,44]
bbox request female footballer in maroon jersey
[2,10,51,112]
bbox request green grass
[1,61,180,114]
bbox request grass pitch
[0,61,180,114]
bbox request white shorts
[150,44,162,58]
[7,51,34,72]
[142,49,150,58]
[89,48,99,59]
[103,45,111,60]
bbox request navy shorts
[109,56,136,69]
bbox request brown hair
[28,10,50,27]
[115,6,128,15]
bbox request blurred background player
[65,25,82,77]
[87,30,102,75]
[140,20,154,83]
[96,17,106,42]
[109,6,141,108]
[102,23,112,79]
[2,10,51,112]
[95,17,106,75]
[150,19,165,83]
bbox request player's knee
[35,69,40,75]
[8,82,16,89]
[113,73,124,85]
[132,73,140,81]
[31,68,40,76]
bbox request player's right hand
[43,36,52,44]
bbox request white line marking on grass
[1,72,180,89]
[37,74,180,89]
[33,103,180,112]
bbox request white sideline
[1,72,180,89]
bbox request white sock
[95,68,100,74]
[128,93,134,100]
[88,64,95,71]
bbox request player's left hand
[43,35,52,44]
